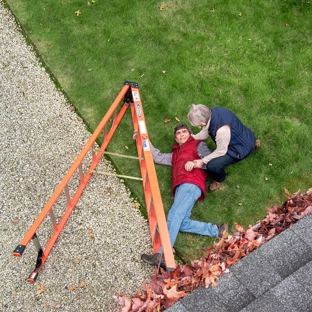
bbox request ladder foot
[13,245,26,257]
[27,271,38,283]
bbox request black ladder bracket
[28,248,43,283]
[13,245,26,257]
[124,81,139,89]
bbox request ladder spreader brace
[13,81,175,282]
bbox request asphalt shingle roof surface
[166,213,312,312]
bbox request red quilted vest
[171,136,207,201]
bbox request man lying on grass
[134,123,228,268]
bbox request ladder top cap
[124,81,139,89]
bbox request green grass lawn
[5,0,312,262]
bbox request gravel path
[0,4,153,311]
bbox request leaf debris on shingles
[114,188,312,311]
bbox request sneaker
[141,253,163,266]
[209,180,222,191]
[217,223,229,238]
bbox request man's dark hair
[174,124,192,137]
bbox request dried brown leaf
[132,202,140,208]
[163,284,187,299]
[235,223,246,233]
[35,284,45,296]
[244,228,256,241]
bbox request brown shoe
[141,253,163,266]
[209,180,222,191]
[217,223,229,238]
[255,139,261,149]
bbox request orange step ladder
[13,81,175,282]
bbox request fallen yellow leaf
[75,10,81,16]
[35,284,45,296]
[175,117,180,122]
[132,202,140,208]
[80,281,87,288]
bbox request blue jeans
[205,153,241,182]
[158,183,218,254]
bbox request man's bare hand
[185,161,196,172]
[193,159,205,169]
[133,130,138,140]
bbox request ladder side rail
[143,153,174,269]
[13,85,131,257]
[130,103,154,236]
[142,173,159,249]
[130,87,175,270]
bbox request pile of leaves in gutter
[114,188,312,312]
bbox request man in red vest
[136,124,228,267]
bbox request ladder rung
[49,209,58,231]
[90,170,143,181]
[64,185,72,207]
[92,149,144,160]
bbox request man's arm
[196,141,212,170]
[197,141,212,159]
[150,142,172,166]
[201,125,230,164]
[184,141,211,171]
[133,130,172,166]
[192,125,210,140]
